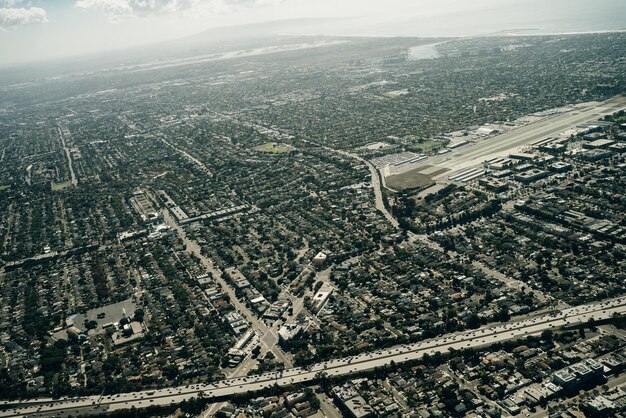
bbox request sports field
[253,142,294,153]
[52,181,71,191]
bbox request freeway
[3,296,626,417]
[429,95,626,174]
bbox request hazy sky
[0,0,624,66]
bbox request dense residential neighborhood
[0,19,625,418]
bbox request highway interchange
[3,296,626,417]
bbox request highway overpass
[2,296,626,417]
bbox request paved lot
[428,96,626,175]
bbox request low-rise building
[515,169,549,183]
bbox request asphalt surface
[3,296,626,417]
[317,392,343,418]
[4,97,624,417]
[300,138,399,229]
[159,208,289,367]
[429,96,626,174]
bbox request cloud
[0,7,48,28]
[74,0,134,16]
[74,0,285,20]
[1,0,24,6]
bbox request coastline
[280,28,626,40]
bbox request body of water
[408,43,442,60]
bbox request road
[310,106,589,309]
[383,378,409,411]
[7,97,619,417]
[428,95,626,174]
[362,157,399,229]
[3,296,626,417]
[162,205,292,418]
[317,392,343,418]
[407,232,558,308]
[199,355,257,418]
[299,138,399,229]
[159,208,289,367]
[159,136,214,177]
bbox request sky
[0,0,625,66]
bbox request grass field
[253,142,294,153]
[385,167,436,191]
[52,181,71,191]
[407,140,446,153]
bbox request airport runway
[430,95,626,175]
[3,296,626,417]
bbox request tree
[495,307,510,323]
[541,329,553,342]
[315,371,330,391]
[85,320,98,330]
[466,313,481,329]
[163,364,179,380]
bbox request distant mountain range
[173,18,346,45]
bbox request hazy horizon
[0,0,625,67]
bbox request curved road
[300,138,399,229]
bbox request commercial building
[278,323,304,346]
[312,252,328,268]
[548,162,572,173]
[583,138,615,149]
[311,287,333,313]
[551,358,604,391]
[515,169,549,183]
[479,178,508,192]
[224,267,251,289]
[577,149,613,161]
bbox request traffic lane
[3,296,626,417]
[4,300,624,416]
